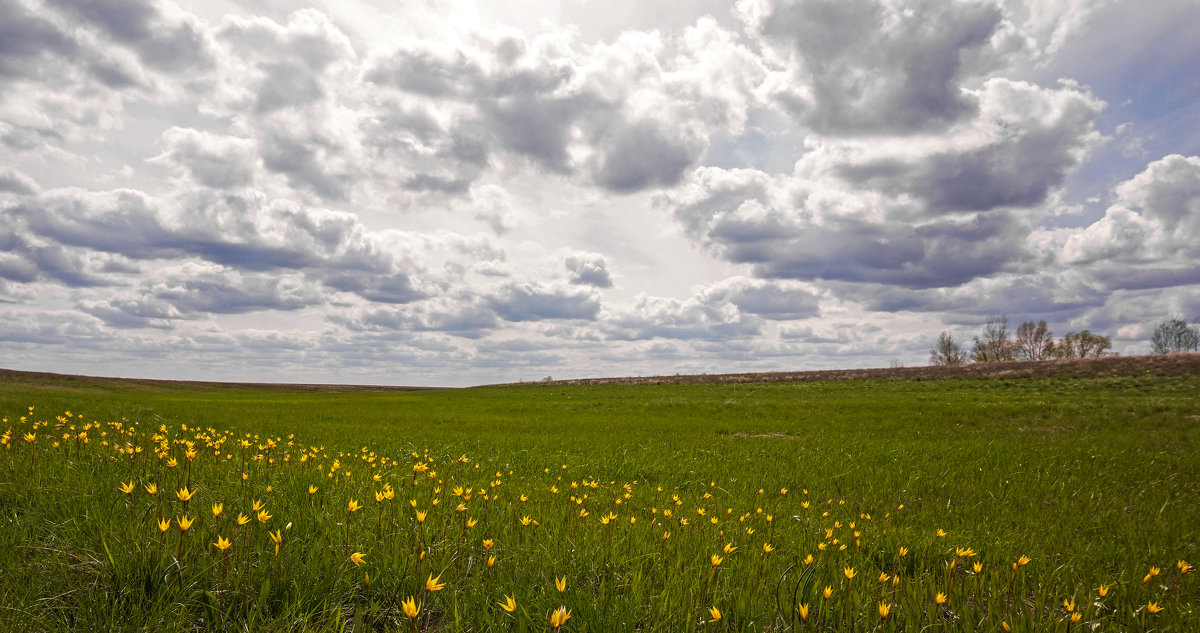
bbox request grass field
[1,358,1198,632]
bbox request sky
[2,0,1199,387]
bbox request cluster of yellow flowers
[4,406,1194,630]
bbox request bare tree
[929,331,966,366]
[1053,330,1111,359]
[1014,320,1054,361]
[971,315,1015,363]
[1151,317,1200,354]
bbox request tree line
[930,316,1200,366]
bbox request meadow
[0,359,1197,632]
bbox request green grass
[0,367,1197,631]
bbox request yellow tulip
[497,595,517,613]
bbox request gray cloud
[489,282,601,322]
[748,0,1008,134]
[565,252,613,288]
[45,0,213,74]
[154,127,257,189]
[0,167,39,195]
[0,0,79,79]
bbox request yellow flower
[1146,601,1164,615]
[268,529,283,554]
[723,542,737,555]
[710,554,723,567]
[177,515,195,532]
[425,572,445,592]
[157,518,171,533]
[256,509,271,523]
[878,572,890,584]
[347,499,362,513]
[176,486,196,502]
[1070,612,1082,624]
[762,543,775,554]
[236,513,251,526]
[483,538,495,549]
[498,595,517,613]
[879,602,891,619]
[550,605,571,629]
[375,491,384,503]
[23,432,35,443]
[487,555,496,568]
[1002,621,1011,632]
[1098,584,1110,598]
[252,499,265,512]
[956,547,977,558]
[402,596,420,619]
[798,603,810,621]
[1017,555,1031,567]
[823,586,833,600]
[308,485,318,495]
[1062,599,1075,612]
[415,509,427,523]
[844,566,856,580]
[973,561,983,574]
[936,529,947,538]
[555,576,567,593]
[708,606,722,622]
[1180,560,1195,575]
[144,483,158,495]
[120,480,136,495]
[520,516,533,526]
[212,503,223,518]
[214,535,232,551]
[166,457,178,468]
[350,552,366,567]
[935,592,947,605]
[1144,566,1160,583]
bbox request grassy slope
[1,358,1198,630]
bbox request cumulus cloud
[152,127,257,189]
[564,252,613,288]
[489,281,601,322]
[0,167,38,194]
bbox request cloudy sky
[2,0,1199,386]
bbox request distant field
[1,357,1198,631]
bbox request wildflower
[973,561,983,574]
[898,546,908,557]
[487,555,496,568]
[351,552,366,567]
[402,596,420,619]
[176,486,196,502]
[1070,612,1082,624]
[843,566,856,580]
[144,483,158,495]
[1144,567,1160,583]
[466,517,478,528]
[520,516,533,526]
[426,573,445,592]
[956,547,977,558]
[308,485,318,495]
[935,592,947,605]
[1147,601,1164,614]
[1002,622,1011,632]
[268,529,283,554]
[1063,599,1075,612]
[347,499,362,513]
[120,480,136,495]
[257,508,271,523]
[158,518,171,533]
[214,535,232,551]
[236,513,251,526]
[1180,560,1195,575]
[798,603,810,622]
[550,605,571,629]
[177,515,195,532]
[498,595,517,613]
[803,554,814,565]
[724,542,737,555]
[1098,584,1110,598]
[252,499,265,512]
[879,602,891,619]
[416,509,427,523]
[936,529,947,538]
[166,457,178,468]
[212,503,223,518]
[555,576,566,592]
[708,606,722,622]
[878,572,890,584]
[711,554,723,567]
[823,586,833,599]
[762,543,775,554]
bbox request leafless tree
[1151,317,1199,354]
[1014,320,1054,361]
[929,331,966,366]
[1053,330,1112,359]
[971,315,1015,363]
